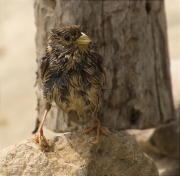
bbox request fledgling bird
[35,25,107,151]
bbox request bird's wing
[89,51,106,88]
[96,54,106,87]
[40,55,50,80]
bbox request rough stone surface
[146,152,180,176]
[126,107,179,175]
[34,0,174,133]
[0,129,158,176]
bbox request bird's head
[49,25,91,50]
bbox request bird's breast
[43,47,104,115]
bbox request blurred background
[0,0,179,150]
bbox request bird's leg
[86,112,108,144]
[35,110,49,151]
[35,103,51,151]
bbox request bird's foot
[35,129,49,152]
[85,122,108,144]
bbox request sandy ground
[0,0,179,175]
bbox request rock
[149,107,180,158]
[127,107,180,158]
[0,128,159,176]
[145,152,180,176]
[125,107,179,176]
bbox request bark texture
[34,0,174,132]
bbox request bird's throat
[78,44,89,53]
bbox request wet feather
[40,25,105,116]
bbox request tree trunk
[34,0,174,132]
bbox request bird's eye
[64,35,70,41]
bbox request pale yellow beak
[77,32,91,45]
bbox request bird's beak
[77,32,91,45]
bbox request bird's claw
[85,124,108,144]
[35,130,49,152]
[100,128,108,136]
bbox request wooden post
[34,0,174,132]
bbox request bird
[35,25,107,151]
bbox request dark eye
[64,35,70,41]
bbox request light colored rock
[0,128,158,176]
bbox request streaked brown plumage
[35,25,107,151]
